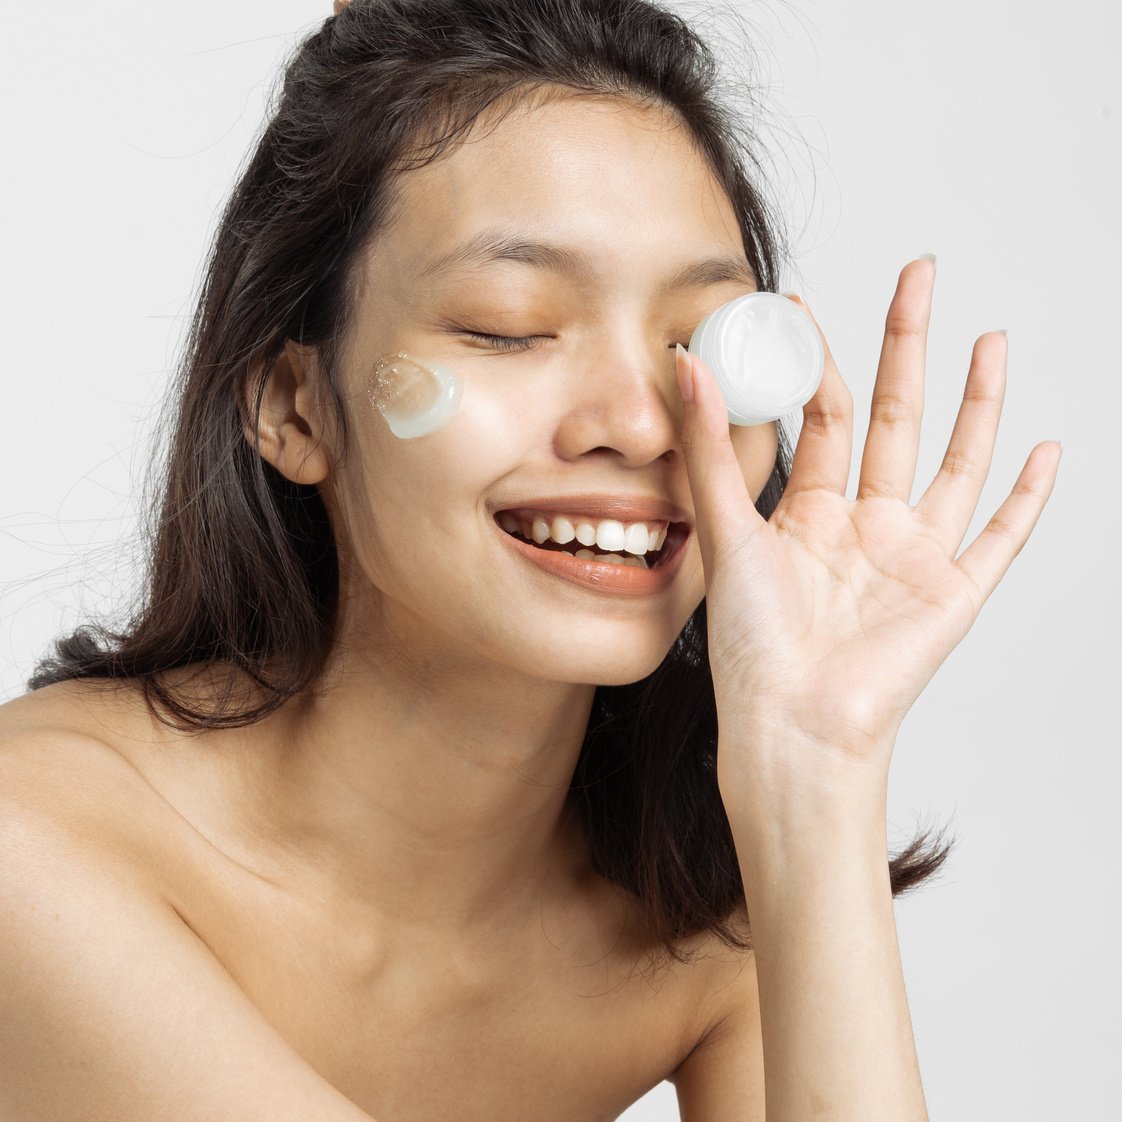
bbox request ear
[245,340,333,486]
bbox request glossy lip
[494,517,691,597]
[490,493,692,527]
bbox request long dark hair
[30,0,952,959]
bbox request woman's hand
[676,257,1061,792]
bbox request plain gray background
[1,2,1118,1119]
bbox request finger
[954,441,1063,603]
[781,294,854,498]
[333,1,352,13]
[914,331,1008,554]
[675,344,767,576]
[856,257,936,503]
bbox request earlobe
[245,340,333,486]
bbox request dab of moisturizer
[368,352,463,438]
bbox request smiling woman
[0,2,1061,1121]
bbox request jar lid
[688,292,823,425]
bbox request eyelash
[464,331,685,352]
[464,331,544,352]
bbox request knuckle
[962,385,1002,407]
[884,311,926,339]
[1011,477,1043,499]
[985,513,1021,543]
[870,391,919,428]
[679,431,702,456]
[940,450,979,481]
[803,400,850,434]
[859,478,898,500]
[680,426,719,459]
[960,385,1005,412]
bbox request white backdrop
[1,2,1118,1119]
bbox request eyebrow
[418,228,758,291]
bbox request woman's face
[326,91,778,685]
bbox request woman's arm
[725,757,921,1119]
[0,754,378,1122]
[670,778,908,1122]
[670,258,1060,1120]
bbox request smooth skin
[0,10,1060,1122]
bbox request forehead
[369,92,748,289]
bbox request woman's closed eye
[464,330,546,352]
[463,330,693,352]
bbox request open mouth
[495,513,686,574]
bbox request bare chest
[165,845,706,1121]
[2,694,728,1121]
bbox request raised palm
[677,258,1061,778]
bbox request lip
[494,517,691,597]
[490,494,692,527]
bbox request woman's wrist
[715,724,892,832]
[726,800,928,1121]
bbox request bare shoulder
[0,667,286,845]
[0,682,375,1122]
[0,680,167,840]
[674,906,760,1047]
[668,910,765,1122]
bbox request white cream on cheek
[367,352,463,438]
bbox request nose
[551,332,683,468]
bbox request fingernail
[675,343,694,403]
[918,253,937,265]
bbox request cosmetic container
[688,291,824,425]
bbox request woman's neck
[225,636,599,935]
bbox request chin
[513,634,682,688]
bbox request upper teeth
[497,511,669,556]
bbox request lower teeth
[572,548,649,569]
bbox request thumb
[675,344,766,578]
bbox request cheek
[336,373,529,535]
[728,420,779,502]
